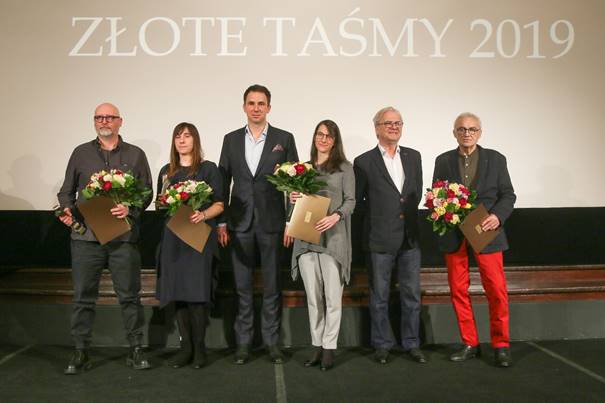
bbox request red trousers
[445,239,510,348]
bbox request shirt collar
[378,143,400,157]
[245,124,268,141]
[94,134,122,151]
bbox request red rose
[102,181,112,191]
[460,187,470,195]
[447,189,456,198]
[459,198,467,207]
[294,164,306,175]
[444,212,453,221]
[180,192,189,201]
[425,199,434,209]
[433,180,445,188]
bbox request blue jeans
[369,247,421,351]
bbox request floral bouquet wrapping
[266,162,327,194]
[424,180,477,235]
[157,180,213,216]
[81,169,152,223]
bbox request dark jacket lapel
[447,149,462,183]
[236,128,254,178]
[254,124,277,178]
[474,145,489,193]
[371,146,400,194]
[400,147,412,195]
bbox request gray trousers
[70,240,145,349]
[369,247,421,351]
[299,252,344,350]
[231,217,282,346]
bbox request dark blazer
[219,124,298,233]
[354,146,423,254]
[432,145,516,253]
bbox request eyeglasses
[315,132,335,141]
[94,115,121,123]
[377,121,403,128]
[455,127,481,135]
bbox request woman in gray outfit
[289,120,355,371]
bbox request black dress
[155,161,224,308]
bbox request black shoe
[450,345,481,362]
[234,345,250,365]
[407,348,427,364]
[304,346,322,367]
[374,348,389,365]
[495,347,512,368]
[192,342,207,369]
[320,349,334,371]
[268,345,284,364]
[168,341,193,368]
[64,349,91,375]
[126,346,152,370]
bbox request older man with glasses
[432,112,516,367]
[354,106,426,365]
[57,102,153,374]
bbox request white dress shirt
[378,144,404,193]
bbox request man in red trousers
[432,112,516,367]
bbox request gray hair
[454,112,482,128]
[373,106,402,127]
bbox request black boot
[189,303,208,369]
[64,348,91,375]
[320,349,334,371]
[304,346,322,367]
[169,304,193,368]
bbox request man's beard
[97,127,113,137]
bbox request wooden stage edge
[1,265,605,307]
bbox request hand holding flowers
[81,169,152,225]
[424,180,477,235]
[157,179,213,217]
[266,162,327,194]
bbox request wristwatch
[334,210,344,221]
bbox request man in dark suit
[354,106,426,365]
[218,84,298,364]
[432,112,516,367]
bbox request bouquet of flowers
[81,169,152,210]
[157,180,213,216]
[424,180,477,235]
[266,162,327,194]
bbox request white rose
[166,196,175,204]
[287,166,297,177]
[114,174,126,186]
[103,174,112,182]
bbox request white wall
[1,0,603,209]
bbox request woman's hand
[289,191,303,204]
[315,213,340,233]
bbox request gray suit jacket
[354,146,423,255]
[432,145,516,253]
[218,124,298,233]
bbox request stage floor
[1,340,604,402]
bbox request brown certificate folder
[78,196,131,245]
[166,204,211,253]
[287,194,331,244]
[459,203,500,253]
